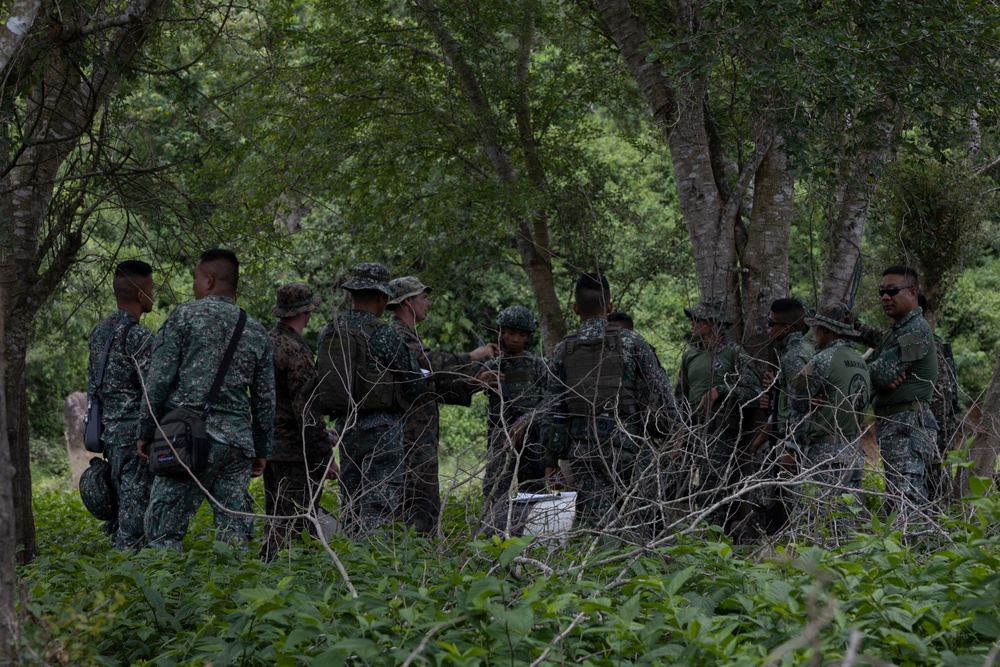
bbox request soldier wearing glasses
[866,266,938,518]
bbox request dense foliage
[14,485,1000,666]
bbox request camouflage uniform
[87,309,153,550]
[774,332,815,439]
[866,307,939,514]
[545,317,677,531]
[675,335,761,523]
[319,309,424,537]
[261,307,332,559]
[792,308,871,532]
[389,316,476,536]
[138,295,275,551]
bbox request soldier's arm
[288,341,330,450]
[136,314,181,442]
[851,320,883,349]
[250,343,276,460]
[380,328,426,400]
[867,331,931,391]
[129,324,154,376]
[718,348,762,407]
[635,340,679,430]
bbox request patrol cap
[804,302,859,336]
[496,305,537,332]
[79,457,117,521]
[387,276,431,307]
[341,262,393,297]
[684,296,732,326]
[271,282,322,318]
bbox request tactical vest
[561,324,639,417]
[314,319,400,416]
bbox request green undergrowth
[15,488,1000,666]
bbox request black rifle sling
[202,309,247,418]
[94,318,138,398]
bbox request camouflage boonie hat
[271,282,321,318]
[387,276,431,307]
[684,297,732,325]
[496,305,537,332]
[804,302,859,336]
[341,262,393,297]
[79,457,117,521]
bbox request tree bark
[969,350,1000,489]
[0,266,14,662]
[740,138,793,355]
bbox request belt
[874,400,929,417]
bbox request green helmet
[496,306,538,332]
[79,457,117,521]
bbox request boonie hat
[684,296,732,326]
[804,302,859,337]
[341,262,393,297]
[79,457,117,521]
[388,276,431,307]
[496,306,538,332]
[271,282,321,318]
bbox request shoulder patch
[898,331,926,363]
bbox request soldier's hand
[759,392,771,410]
[475,367,503,388]
[749,425,770,455]
[698,387,720,412]
[251,457,267,477]
[887,371,906,390]
[469,343,499,362]
[137,439,149,460]
[326,458,340,480]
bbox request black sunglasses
[878,285,915,297]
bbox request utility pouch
[83,397,104,454]
[148,407,210,476]
[357,370,396,411]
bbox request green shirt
[867,307,938,409]
[793,339,870,442]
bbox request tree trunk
[969,349,1000,488]
[0,272,15,661]
[740,139,793,356]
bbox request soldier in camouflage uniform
[387,276,495,536]
[87,260,155,550]
[675,297,762,530]
[544,272,677,532]
[475,306,549,534]
[865,267,939,519]
[138,249,275,551]
[855,292,958,504]
[261,282,334,561]
[791,303,871,533]
[747,298,814,533]
[316,264,425,537]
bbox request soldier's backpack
[312,318,398,416]
[561,324,639,418]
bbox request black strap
[94,317,138,395]
[202,309,247,417]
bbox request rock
[64,392,89,489]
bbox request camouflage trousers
[107,440,153,551]
[792,439,864,536]
[678,426,747,530]
[877,409,939,517]
[402,433,440,537]
[145,442,253,552]
[260,455,329,561]
[339,422,404,538]
[480,431,546,536]
[566,433,652,534]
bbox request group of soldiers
[84,251,956,555]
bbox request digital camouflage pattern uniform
[479,306,549,534]
[87,309,153,550]
[389,315,476,536]
[774,332,815,439]
[856,318,960,502]
[866,307,939,515]
[792,305,871,531]
[675,302,761,524]
[319,307,425,537]
[545,317,677,531]
[261,284,332,560]
[138,295,275,551]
